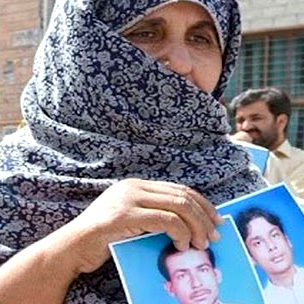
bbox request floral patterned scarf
[0,0,265,302]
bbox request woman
[0,0,265,303]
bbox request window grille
[290,108,304,148]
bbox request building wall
[0,0,41,136]
[239,0,304,32]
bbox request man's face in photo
[245,217,293,276]
[164,248,221,304]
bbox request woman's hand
[68,178,223,274]
[230,131,253,143]
[0,179,222,304]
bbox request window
[226,32,304,99]
[289,108,304,148]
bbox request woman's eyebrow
[191,20,217,35]
[132,17,166,28]
[122,18,165,35]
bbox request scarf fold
[0,0,265,302]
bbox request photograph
[233,140,270,174]
[218,183,304,304]
[110,215,265,304]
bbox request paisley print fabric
[0,0,266,302]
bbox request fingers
[138,192,213,249]
[231,131,253,143]
[140,180,223,225]
[125,179,222,248]
[182,186,223,227]
[131,208,192,251]
[107,179,222,250]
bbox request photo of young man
[236,207,304,304]
[158,243,236,304]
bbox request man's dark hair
[157,242,216,281]
[229,87,291,133]
[236,207,285,242]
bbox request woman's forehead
[144,2,210,18]
[122,2,215,31]
[98,0,222,29]
[134,1,216,28]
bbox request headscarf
[0,0,265,302]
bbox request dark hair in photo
[229,87,291,133]
[157,242,216,281]
[236,207,286,241]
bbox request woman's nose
[163,43,193,77]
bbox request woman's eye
[125,29,160,43]
[187,31,219,50]
[189,35,210,44]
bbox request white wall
[239,0,304,33]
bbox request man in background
[158,243,231,304]
[229,87,304,199]
[236,207,304,304]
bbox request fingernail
[210,230,221,242]
[174,241,189,252]
[216,215,224,224]
[194,238,206,250]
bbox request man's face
[245,217,293,277]
[235,101,283,150]
[165,248,221,304]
